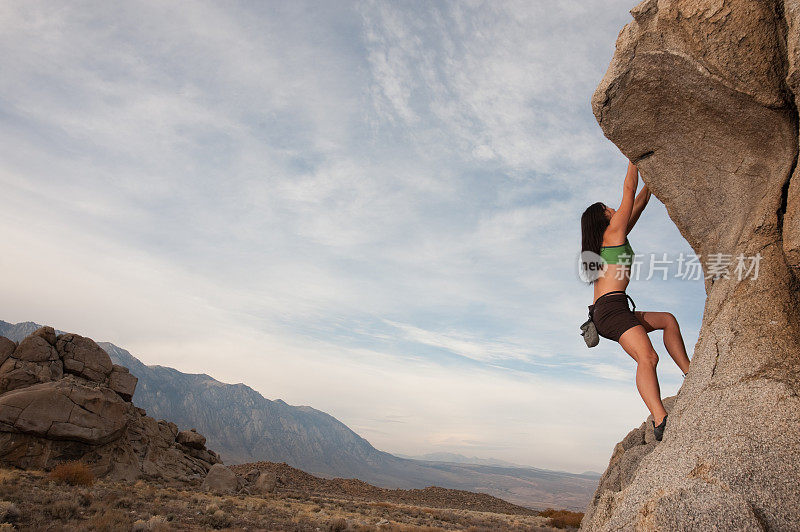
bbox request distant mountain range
[397,452,603,476]
[0,320,598,510]
[396,451,524,468]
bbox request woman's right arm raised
[608,161,638,238]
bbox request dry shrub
[149,515,170,530]
[48,461,95,486]
[369,501,396,509]
[538,508,584,529]
[76,489,93,507]
[205,509,231,529]
[350,526,377,532]
[328,517,348,531]
[426,508,459,521]
[219,498,236,512]
[0,471,18,486]
[83,508,132,532]
[0,501,19,524]
[113,496,134,509]
[48,499,78,520]
[132,515,169,532]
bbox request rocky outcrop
[585,1,800,530]
[0,327,221,482]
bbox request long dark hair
[580,202,609,283]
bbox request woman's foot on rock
[652,414,668,441]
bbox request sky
[0,1,707,474]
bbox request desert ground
[0,462,583,531]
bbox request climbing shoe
[652,414,668,442]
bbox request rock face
[585,1,800,530]
[0,327,221,482]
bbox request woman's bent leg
[635,311,691,375]
[618,324,668,425]
[663,313,690,375]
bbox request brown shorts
[588,291,641,342]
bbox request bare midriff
[593,264,631,304]
[593,233,634,303]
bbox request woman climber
[579,160,691,441]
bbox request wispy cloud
[383,319,537,363]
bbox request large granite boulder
[253,470,278,495]
[13,334,58,363]
[0,377,130,444]
[201,463,239,494]
[583,1,800,530]
[0,338,15,366]
[56,333,114,383]
[30,326,56,346]
[107,364,137,402]
[0,332,63,394]
[0,329,220,482]
[176,429,206,450]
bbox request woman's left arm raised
[626,184,651,234]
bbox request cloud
[382,319,538,363]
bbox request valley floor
[0,466,580,531]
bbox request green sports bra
[600,237,635,265]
